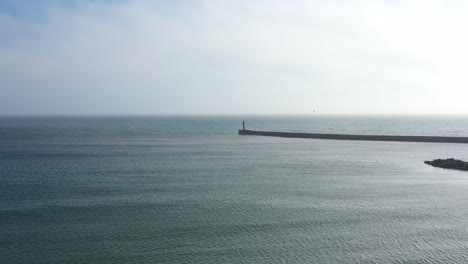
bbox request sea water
[2,115,468,263]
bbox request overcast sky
[1,0,468,115]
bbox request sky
[1,0,468,115]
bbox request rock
[424,158,468,171]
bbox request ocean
[2,115,468,263]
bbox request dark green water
[2,116,468,263]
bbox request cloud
[1,0,468,115]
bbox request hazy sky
[1,0,468,115]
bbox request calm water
[2,116,468,263]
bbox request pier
[239,129,468,144]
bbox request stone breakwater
[425,158,468,171]
[239,129,468,144]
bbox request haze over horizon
[1,0,468,116]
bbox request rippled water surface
[2,116,468,263]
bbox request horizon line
[2,113,468,117]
